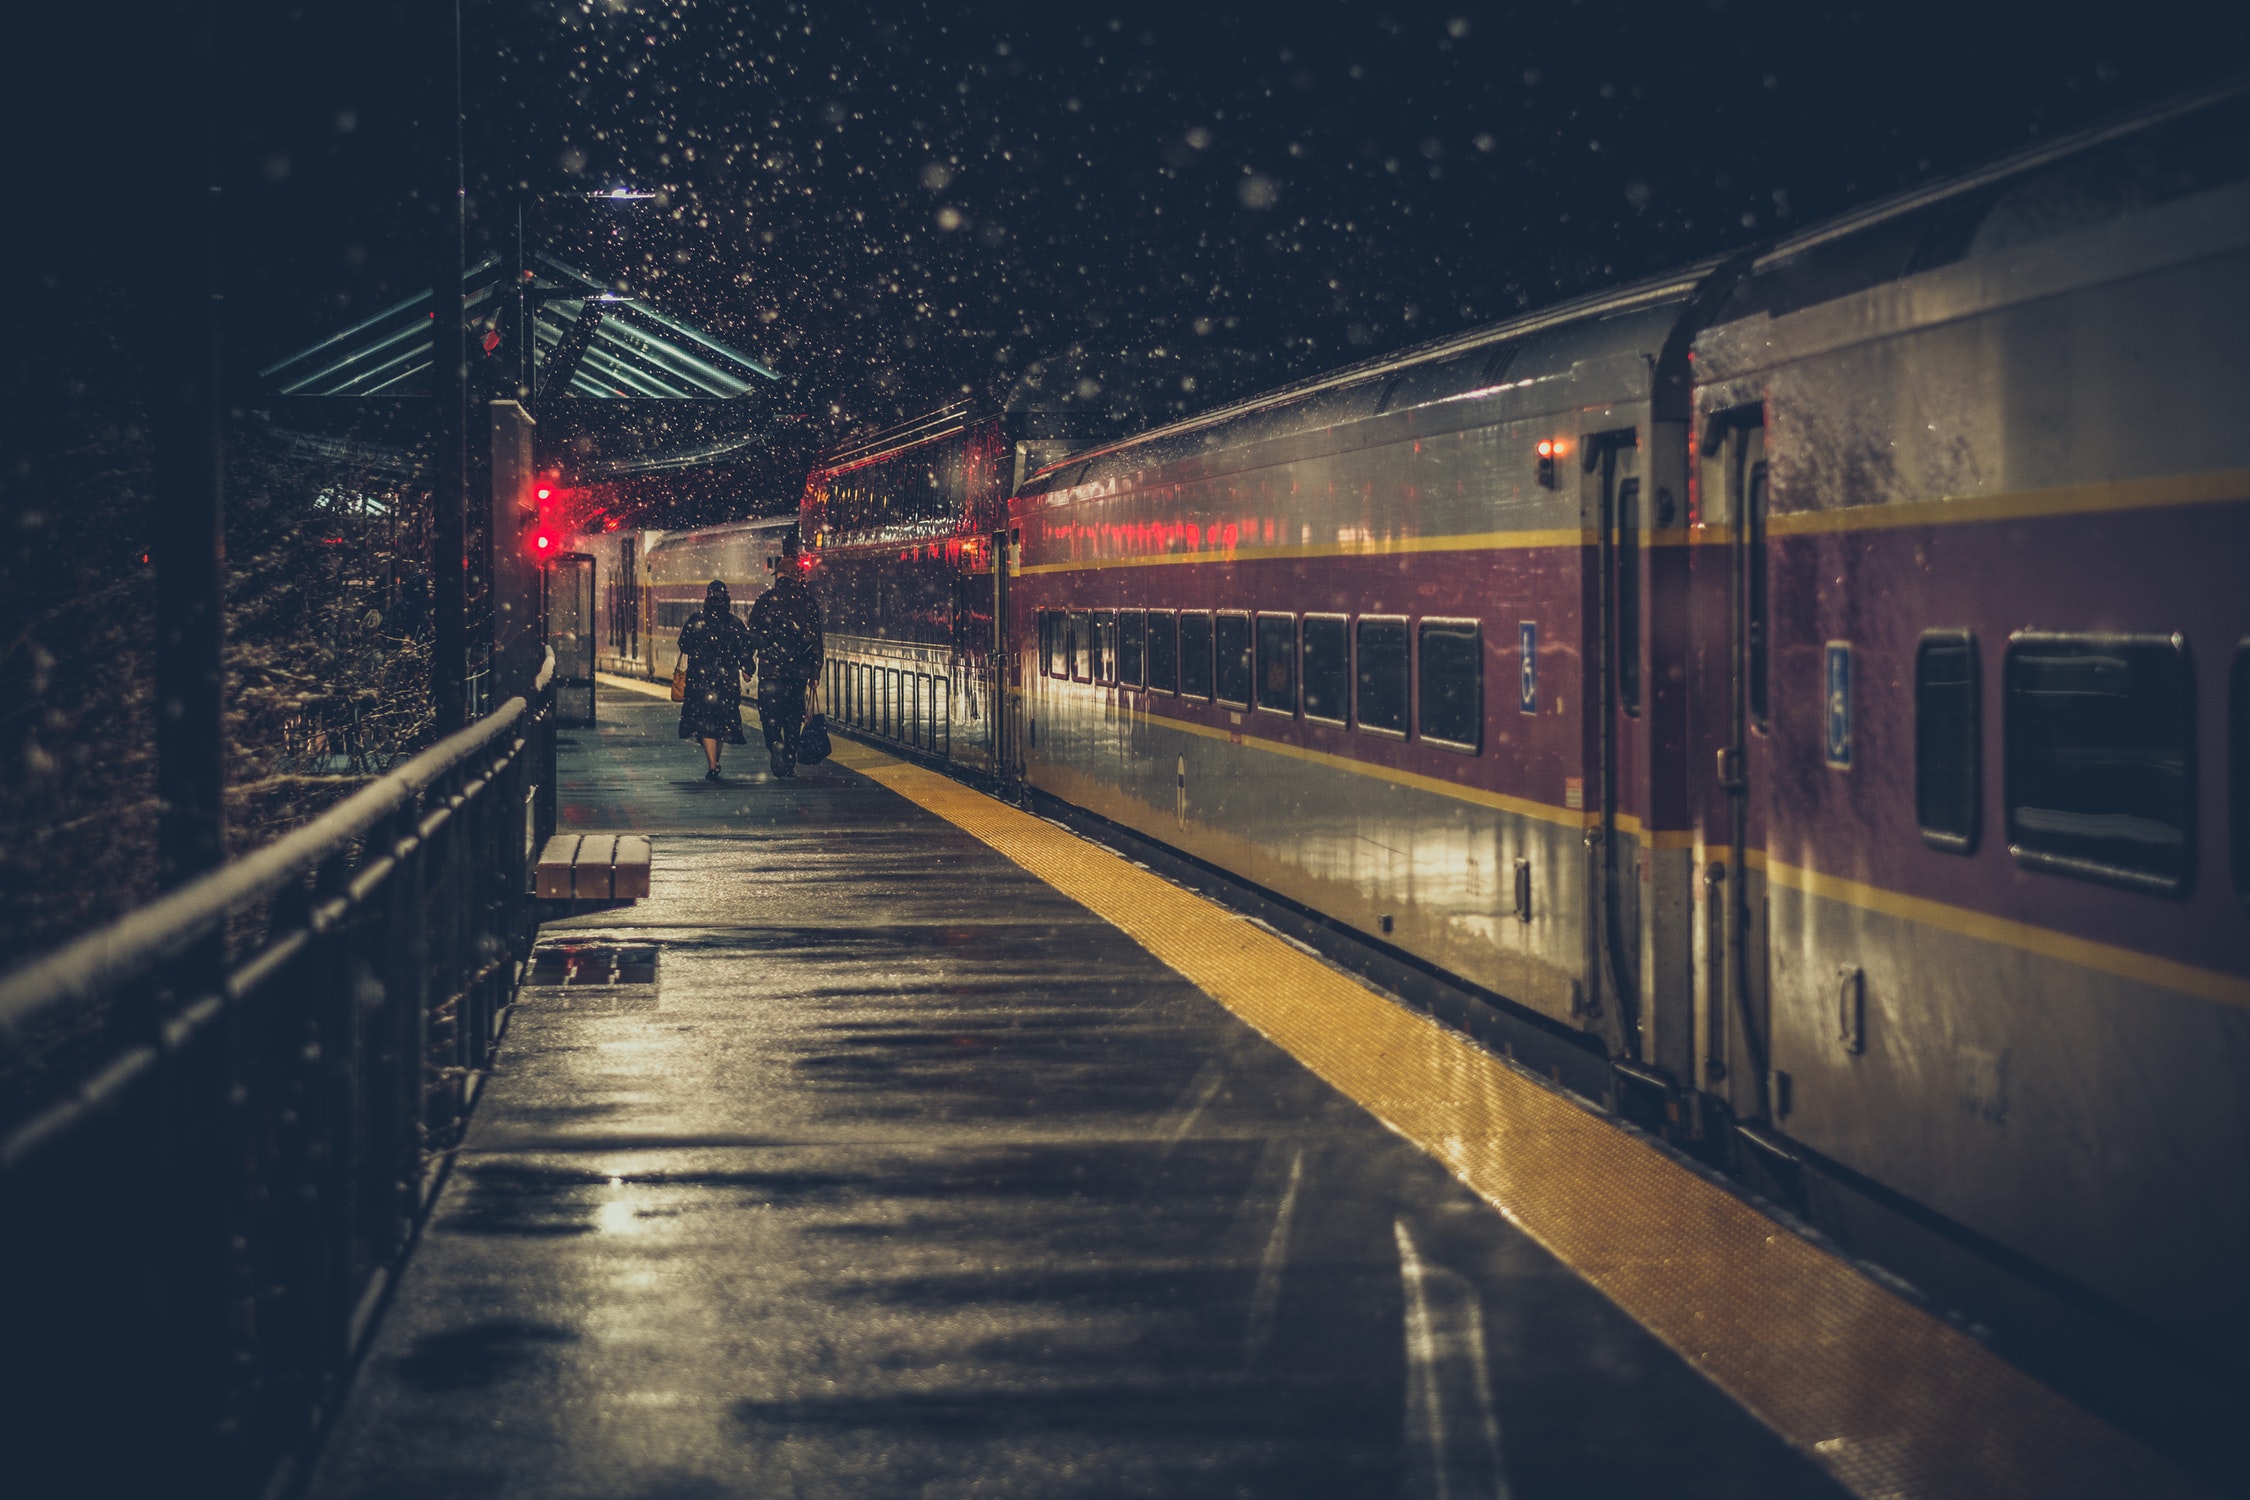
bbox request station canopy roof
[258,252,778,401]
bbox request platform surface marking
[830,736,2205,1500]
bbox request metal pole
[512,196,532,400]
[152,0,226,891]
[430,0,467,732]
[140,12,240,1486]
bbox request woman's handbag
[797,680,832,765]
[669,655,687,703]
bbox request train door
[1704,411,1773,1125]
[548,551,597,726]
[992,528,1020,784]
[619,536,639,670]
[1584,429,1646,1064]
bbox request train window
[1118,611,1146,688]
[1178,612,1214,699]
[1418,620,1482,751]
[1914,631,1979,853]
[1302,614,1349,724]
[2004,632,2192,894]
[1215,612,1254,707]
[2232,644,2249,904]
[1039,611,1059,677]
[1356,616,1409,736]
[1093,611,1117,684]
[1070,611,1092,682]
[1255,614,1297,715]
[1146,611,1178,694]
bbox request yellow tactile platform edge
[826,737,2205,1500]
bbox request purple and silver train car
[1005,86,2250,1371]
[1684,84,2250,1367]
[800,401,1115,773]
[1007,263,1720,1063]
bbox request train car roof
[1016,259,1723,502]
[1702,77,2250,334]
[1016,79,2250,507]
[643,515,798,553]
[814,398,1124,475]
[817,401,976,473]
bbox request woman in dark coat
[676,579,753,780]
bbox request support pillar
[151,0,225,890]
[429,0,467,732]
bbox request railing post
[535,686,558,853]
[385,793,433,1219]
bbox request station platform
[303,685,2205,1500]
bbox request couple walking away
[674,536,826,781]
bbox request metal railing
[0,654,557,1500]
[827,654,953,759]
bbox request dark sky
[17,1,2250,440]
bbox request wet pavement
[305,692,1846,1500]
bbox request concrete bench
[535,834,652,901]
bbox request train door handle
[1837,965,1865,1055]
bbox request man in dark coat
[746,534,824,778]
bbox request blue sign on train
[1824,641,1853,769]
[1519,622,1538,715]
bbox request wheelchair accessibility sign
[1824,641,1853,769]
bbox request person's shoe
[770,747,793,778]
[705,765,721,782]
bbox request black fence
[0,661,557,1500]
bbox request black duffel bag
[797,682,831,765]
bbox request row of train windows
[1916,631,2250,899]
[1037,609,1484,751]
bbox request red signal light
[535,485,553,502]
[1536,440,1554,458]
